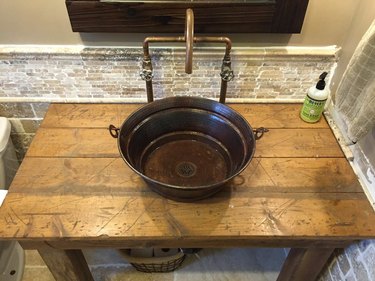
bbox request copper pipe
[142,35,232,70]
[145,80,154,102]
[142,36,185,103]
[143,36,185,58]
[220,80,228,104]
[194,36,232,58]
[142,20,231,73]
[185,9,194,74]
[140,9,233,103]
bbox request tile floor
[22,248,287,281]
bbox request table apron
[18,239,357,250]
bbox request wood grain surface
[65,0,308,33]
[9,157,361,194]
[38,246,94,281]
[42,103,328,129]
[66,2,275,33]
[1,192,373,242]
[1,103,374,247]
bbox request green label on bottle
[300,96,326,123]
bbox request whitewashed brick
[0,47,336,102]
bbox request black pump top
[316,72,328,90]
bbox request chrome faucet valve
[140,58,153,81]
[220,57,234,82]
[140,68,153,81]
[220,66,234,82]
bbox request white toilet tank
[0,117,19,190]
[0,117,25,281]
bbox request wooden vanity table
[0,103,374,281]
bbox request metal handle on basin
[109,125,120,138]
[253,127,269,140]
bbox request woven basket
[121,248,185,273]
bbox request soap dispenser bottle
[300,72,330,123]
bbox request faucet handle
[220,66,234,82]
[140,69,153,81]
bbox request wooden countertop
[0,103,374,249]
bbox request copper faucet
[185,8,194,74]
[141,8,234,103]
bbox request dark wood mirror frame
[65,0,309,33]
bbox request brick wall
[1,47,336,102]
[319,240,375,280]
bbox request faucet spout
[185,8,194,74]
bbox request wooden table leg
[277,247,334,281]
[38,245,94,281]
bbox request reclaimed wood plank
[1,192,373,241]
[41,103,327,129]
[9,157,362,194]
[41,103,142,128]
[66,2,277,33]
[255,128,343,158]
[26,128,118,158]
[26,128,343,158]
[234,157,362,193]
[230,103,329,129]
